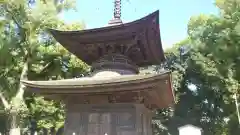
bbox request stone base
[64,103,152,135]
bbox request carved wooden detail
[64,104,154,135]
[64,90,161,110]
[133,92,145,104]
[49,11,165,66]
[91,53,139,73]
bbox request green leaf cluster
[0,0,88,133]
[153,0,240,134]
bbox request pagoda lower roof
[22,71,175,109]
[49,10,165,66]
[22,71,170,92]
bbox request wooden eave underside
[22,72,175,109]
[48,10,165,66]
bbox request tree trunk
[9,112,20,135]
[0,93,10,110]
[9,128,20,135]
[0,59,30,135]
[16,59,29,99]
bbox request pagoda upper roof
[21,71,175,109]
[49,10,165,66]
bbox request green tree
[154,0,240,134]
[187,0,240,133]
[0,0,88,134]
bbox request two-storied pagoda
[22,1,175,135]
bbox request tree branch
[16,58,30,100]
[20,59,29,81]
[4,4,27,54]
[0,92,10,110]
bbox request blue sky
[61,0,219,49]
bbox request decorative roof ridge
[47,10,159,34]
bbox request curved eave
[49,10,159,37]
[22,71,169,90]
[21,71,175,108]
[48,10,165,66]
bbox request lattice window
[87,113,111,135]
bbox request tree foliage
[154,0,240,134]
[0,0,88,134]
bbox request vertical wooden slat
[111,112,117,135]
